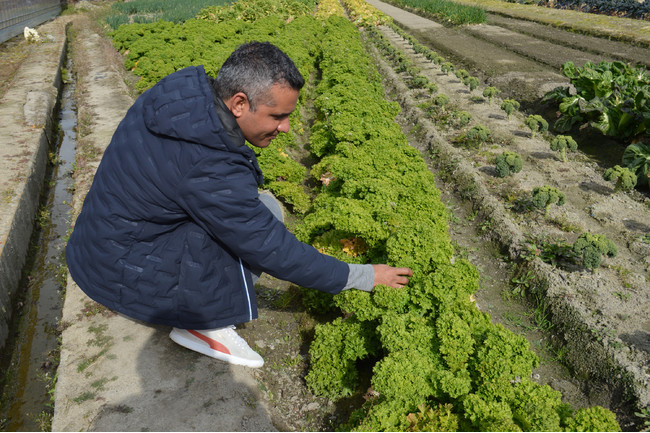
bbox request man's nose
[277,118,290,133]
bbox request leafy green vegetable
[483,86,500,104]
[550,135,578,162]
[406,403,459,432]
[464,76,480,92]
[525,114,549,139]
[454,124,491,148]
[573,233,617,271]
[543,61,650,140]
[453,110,472,127]
[501,99,520,119]
[622,142,650,186]
[603,165,637,191]
[441,62,454,75]
[197,0,316,22]
[532,186,565,217]
[565,406,621,432]
[455,69,469,80]
[382,0,487,25]
[495,151,523,178]
[105,0,232,29]
[305,18,618,430]
[305,316,380,399]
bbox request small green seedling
[603,165,637,192]
[532,186,565,217]
[409,75,429,89]
[495,151,523,178]
[441,62,454,75]
[572,232,617,271]
[463,125,491,147]
[550,135,578,162]
[482,86,500,104]
[433,94,450,107]
[501,99,520,119]
[455,69,469,81]
[634,407,650,431]
[464,76,480,92]
[525,114,549,139]
[454,110,472,127]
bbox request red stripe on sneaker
[188,330,231,355]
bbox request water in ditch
[0,61,76,432]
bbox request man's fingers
[396,267,414,277]
[391,267,413,286]
[372,265,414,288]
[395,274,410,287]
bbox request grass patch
[73,391,95,404]
[384,0,487,24]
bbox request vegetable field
[97,0,650,430]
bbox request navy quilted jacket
[66,66,349,329]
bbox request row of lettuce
[105,0,620,430]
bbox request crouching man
[66,41,412,368]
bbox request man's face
[234,84,299,148]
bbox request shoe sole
[169,329,264,368]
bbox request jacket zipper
[238,258,253,321]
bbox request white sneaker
[170,326,264,368]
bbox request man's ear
[225,92,249,118]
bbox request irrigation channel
[0,58,76,431]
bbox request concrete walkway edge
[0,17,70,352]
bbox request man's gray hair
[215,41,305,111]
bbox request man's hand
[372,264,413,288]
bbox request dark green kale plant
[494,151,523,178]
[603,165,637,192]
[531,186,565,217]
[525,114,549,139]
[550,135,578,162]
[622,142,650,187]
[501,98,520,119]
[572,233,617,271]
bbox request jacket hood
[142,65,233,151]
[140,65,264,184]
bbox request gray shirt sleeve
[342,264,374,292]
